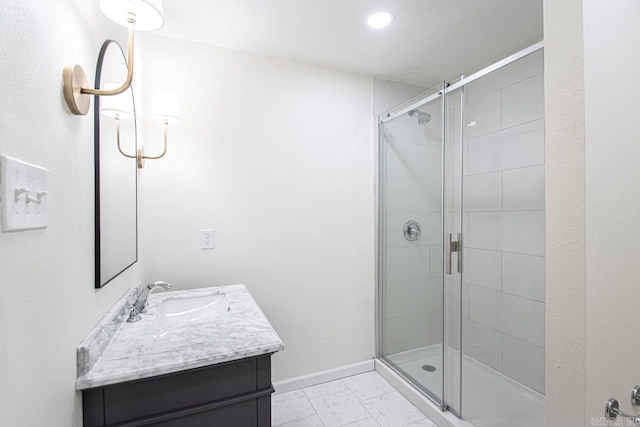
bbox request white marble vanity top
[76,284,284,390]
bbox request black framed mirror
[94,40,138,288]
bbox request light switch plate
[0,155,49,231]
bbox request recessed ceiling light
[367,11,394,29]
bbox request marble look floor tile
[304,379,349,400]
[343,418,382,427]
[279,414,325,427]
[273,390,316,426]
[311,389,371,427]
[343,371,396,401]
[362,392,427,427]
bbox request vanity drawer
[83,354,273,426]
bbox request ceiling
[156,0,543,88]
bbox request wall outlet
[200,229,215,249]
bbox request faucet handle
[148,281,172,290]
[126,304,142,323]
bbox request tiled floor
[272,371,437,427]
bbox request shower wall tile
[430,309,443,344]
[464,92,501,140]
[467,211,545,256]
[464,172,502,211]
[501,293,545,348]
[468,285,545,348]
[385,246,430,283]
[464,248,502,291]
[382,312,431,355]
[502,253,545,302]
[502,165,545,211]
[385,279,442,318]
[385,178,430,212]
[429,245,443,278]
[465,50,543,104]
[502,335,545,394]
[501,73,544,129]
[500,119,545,170]
[386,144,441,180]
[468,285,502,332]
[467,119,545,175]
[462,319,503,371]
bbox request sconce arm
[83,22,135,96]
[141,122,169,160]
[115,117,138,160]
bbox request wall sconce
[102,88,181,168]
[63,0,164,116]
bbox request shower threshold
[378,344,545,427]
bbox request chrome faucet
[136,281,172,313]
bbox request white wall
[0,1,143,426]
[136,34,376,381]
[545,0,640,424]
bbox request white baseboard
[375,359,474,427]
[273,359,375,394]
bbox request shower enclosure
[377,43,545,427]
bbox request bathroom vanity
[76,284,284,426]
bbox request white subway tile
[385,246,430,283]
[385,279,442,318]
[464,92,501,139]
[502,165,545,211]
[463,248,502,291]
[469,286,544,348]
[467,119,544,175]
[464,172,502,211]
[430,309,443,344]
[502,335,545,393]
[382,312,431,354]
[501,293,545,348]
[468,211,545,256]
[502,253,545,302]
[429,245,443,278]
[385,178,430,212]
[467,133,502,175]
[386,143,441,180]
[466,50,544,104]
[501,73,544,129]
[501,119,545,170]
[463,319,503,371]
[467,285,502,331]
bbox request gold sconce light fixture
[63,0,165,116]
[102,88,181,168]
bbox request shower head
[409,109,431,125]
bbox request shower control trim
[403,220,421,241]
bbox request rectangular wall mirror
[94,40,138,288]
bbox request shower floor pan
[384,344,545,427]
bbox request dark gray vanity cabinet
[82,354,274,426]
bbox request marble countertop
[76,284,284,390]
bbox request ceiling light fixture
[367,11,394,29]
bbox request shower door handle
[445,233,461,275]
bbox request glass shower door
[378,89,447,405]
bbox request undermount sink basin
[154,293,230,328]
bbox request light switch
[0,155,49,232]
